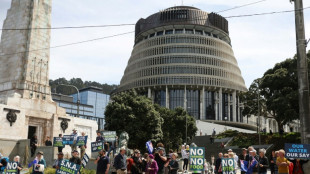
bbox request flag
[246,158,258,174]
[28,157,38,168]
[146,141,153,154]
[240,160,248,172]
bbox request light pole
[224,117,228,130]
[257,91,261,145]
[58,84,80,118]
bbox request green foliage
[216,129,239,139]
[104,90,163,151]
[49,77,118,95]
[156,106,197,150]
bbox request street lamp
[257,91,261,145]
[58,84,80,118]
[224,117,228,130]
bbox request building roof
[78,86,108,94]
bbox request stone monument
[0,0,97,159]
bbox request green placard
[189,147,205,172]
[221,158,235,174]
[53,137,64,147]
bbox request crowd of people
[213,146,308,174]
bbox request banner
[5,162,18,174]
[63,135,74,145]
[91,141,104,152]
[81,153,89,168]
[146,141,154,154]
[221,158,235,174]
[102,131,116,141]
[76,136,88,146]
[56,160,80,174]
[53,137,64,147]
[189,147,205,172]
[285,143,310,159]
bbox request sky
[0,0,310,87]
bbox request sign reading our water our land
[91,141,104,152]
[56,160,80,174]
[189,147,205,172]
[102,131,116,141]
[5,162,18,174]
[285,143,310,159]
[221,158,235,174]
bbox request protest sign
[76,136,87,146]
[285,143,310,159]
[221,158,235,174]
[102,131,116,141]
[189,147,205,172]
[62,135,74,145]
[5,162,18,174]
[91,141,104,152]
[81,153,89,168]
[56,160,80,174]
[53,137,64,147]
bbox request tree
[155,106,197,151]
[104,90,163,151]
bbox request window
[185,29,194,34]
[157,31,164,36]
[195,30,203,35]
[175,29,183,34]
[165,30,173,35]
[150,33,155,38]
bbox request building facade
[117,6,247,123]
[71,87,110,129]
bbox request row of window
[134,35,232,55]
[126,55,240,75]
[121,76,245,92]
[130,45,236,64]
[124,66,243,83]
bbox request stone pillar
[219,88,223,121]
[232,90,237,122]
[165,86,169,108]
[200,86,205,120]
[184,86,187,110]
[228,96,231,121]
[148,87,151,98]
[215,92,219,120]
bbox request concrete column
[228,97,231,121]
[219,88,223,121]
[165,86,169,108]
[215,92,219,120]
[184,86,187,110]
[148,87,151,98]
[200,86,205,120]
[232,90,237,122]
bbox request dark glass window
[213,34,218,38]
[205,32,211,36]
[150,33,155,38]
[236,96,239,122]
[195,30,203,35]
[205,91,215,120]
[187,90,200,119]
[154,90,166,107]
[185,29,194,34]
[169,89,184,109]
[157,31,164,36]
[222,93,228,121]
[175,29,183,34]
[165,30,173,35]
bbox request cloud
[0,0,310,87]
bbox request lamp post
[58,84,80,118]
[257,91,261,145]
[224,116,228,130]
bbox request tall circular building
[117,6,247,122]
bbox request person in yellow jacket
[276,149,290,174]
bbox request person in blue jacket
[32,151,46,174]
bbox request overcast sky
[0,0,310,87]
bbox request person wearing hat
[131,150,143,174]
[95,150,110,174]
[69,150,82,166]
[168,153,179,174]
[239,148,248,174]
[53,152,64,169]
[71,129,78,152]
[32,151,46,174]
[114,147,127,174]
[249,149,259,174]
[146,154,158,174]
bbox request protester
[32,151,46,174]
[270,150,278,174]
[155,147,167,174]
[96,131,104,142]
[163,154,171,174]
[228,152,238,172]
[127,156,134,174]
[215,152,223,174]
[276,149,290,174]
[30,135,38,157]
[58,134,64,153]
[228,149,239,165]
[13,156,23,174]
[258,149,269,174]
[69,150,82,165]
[291,159,307,174]
[168,153,179,174]
[250,149,259,174]
[53,152,64,169]
[114,147,127,174]
[108,136,118,157]
[181,145,189,172]
[44,136,52,146]
[131,150,143,174]
[0,153,8,174]
[95,149,110,174]
[70,129,78,152]
[79,132,87,158]
[142,153,149,173]
[146,154,158,174]
[239,148,247,174]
